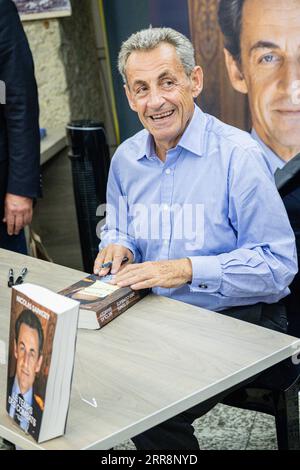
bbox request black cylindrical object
[66,121,110,273]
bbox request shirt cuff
[188,256,222,293]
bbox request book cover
[59,274,148,330]
[6,284,79,443]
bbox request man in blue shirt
[94,27,296,312]
[93,27,297,449]
[218,0,300,337]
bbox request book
[6,283,79,443]
[59,274,148,330]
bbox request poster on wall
[13,0,72,21]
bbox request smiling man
[7,309,44,438]
[218,0,300,337]
[93,27,297,449]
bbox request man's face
[124,43,203,153]
[14,323,43,395]
[225,0,300,159]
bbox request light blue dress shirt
[9,376,32,432]
[100,105,297,312]
[251,129,285,173]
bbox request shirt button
[163,240,168,245]
[199,284,208,289]
[163,204,169,211]
[165,169,171,175]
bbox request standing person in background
[218,0,300,337]
[0,0,40,254]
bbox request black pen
[100,257,129,270]
[8,268,14,288]
[15,267,28,286]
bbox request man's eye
[260,54,279,64]
[136,86,147,95]
[162,80,174,88]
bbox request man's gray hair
[118,27,196,83]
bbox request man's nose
[22,350,30,367]
[147,88,165,108]
[278,59,300,95]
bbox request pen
[100,257,129,270]
[101,261,113,269]
[15,267,28,286]
[8,268,14,288]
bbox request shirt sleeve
[188,146,298,298]
[99,154,141,262]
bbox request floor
[0,404,281,450]
[113,404,279,450]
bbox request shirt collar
[140,132,156,160]
[177,105,206,156]
[136,104,206,161]
[251,128,285,173]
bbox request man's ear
[224,49,248,95]
[124,84,137,112]
[191,66,204,98]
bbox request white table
[1,249,299,449]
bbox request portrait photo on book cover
[6,291,57,439]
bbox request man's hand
[111,259,193,290]
[3,193,33,235]
[94,244,134,276]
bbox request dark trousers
[132,301,300,450]
[133,402,209,450]
[0,160,27,254]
